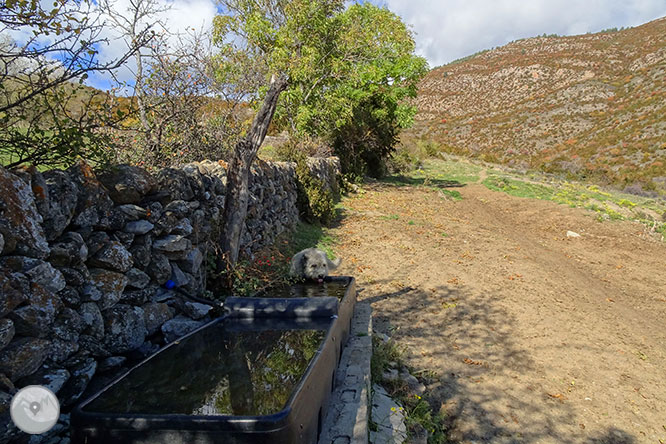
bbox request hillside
[407,16,666,195]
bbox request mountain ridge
[406,16,666,194]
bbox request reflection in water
[259,279,348,300]
[85,320,327,416]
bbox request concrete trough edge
[224,296,340,318]
[318,301,372,444]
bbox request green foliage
[371,336,404,385]
[388,139,441,173]
[213,0,344,113]
[332,93,401,178]
[388,147,421,173]
[327,4,429,178]
[227,261,265,296]
[205,219,339,298]
[296,158,337,225]
[617,198,637,208]
[214,1,427,179]
[276,138,339,225]
[273,135,331,161]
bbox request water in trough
[84,319,328,416]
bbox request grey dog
[289,248,342,282]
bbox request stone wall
[306,157,341,197]
[0,157,339,443]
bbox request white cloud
[8,0,664,91]
[89,0,218,90]
[371,0,666,67]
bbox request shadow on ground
[362,282,636,444]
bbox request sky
[86,0,666,87]
[370,0,666,67]
[11,0,664,89]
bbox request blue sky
[84,0,666,89]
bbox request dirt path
[332,182,666,444]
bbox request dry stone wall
[0,156,339,443]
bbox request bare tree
[220,74,288,265]
[0,0,152,167]
[0,0,150,113]
[98,0,247,166]
[97,0,170,153]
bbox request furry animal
[289,248,342,282]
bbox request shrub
[296,165,336,225]
[387,138,441,173]
[387,147,420,173]
[279,139,337,225]
[275,135,332,161]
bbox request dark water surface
[84,319,328,416]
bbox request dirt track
[332,181,666,444]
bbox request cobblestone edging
[319,302,372,444]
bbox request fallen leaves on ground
[548,393,567,401]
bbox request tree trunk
[219,74,288,268]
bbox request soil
[332,179,666,444]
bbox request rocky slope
[407,16,666,194]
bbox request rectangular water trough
[71,277,357,444]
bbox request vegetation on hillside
[0,0,148,167]
[407,16,666,196]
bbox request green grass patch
[380,214,400,220]
[416,159,483,184]
[371,336,405,384]
[371,336,449,443]
[287,221,338,261]
[617,198,637,208]
[483,175,555,200]
[381,174,464,189]
[257,144,280,161]
[440,189,463,200]
[656,223,666,235]
[482,174,666,238]
[382,158,479,191]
